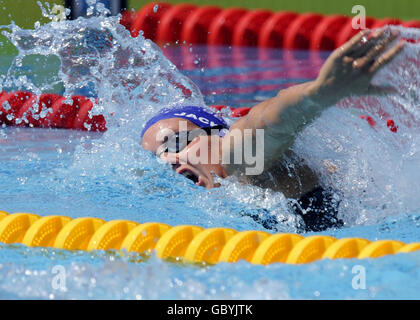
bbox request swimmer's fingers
[338,29,371,57]
[368,40,406,74]
[344,29,387,58]
[352,29,400,71]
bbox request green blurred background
[0,0,418,29]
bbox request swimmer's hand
[308,28,405,105]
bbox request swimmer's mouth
[177,167,206,187]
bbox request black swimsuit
[241,187,343,233]
[291,186,343,232]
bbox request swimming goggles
[157,125,226,157]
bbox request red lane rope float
[0,91,250,131]
[404,20,420,29]
[3,91,399,134]
[181,6,222,44]
[0,91,35,126]
[0,91,106,132]
[208,8,248,46]
[130,2,172,39]
[232,10,273,47]
[371,18,402,29]
[156,4,197,45]
[209,105,251,117]
[119,10,136,31]
[310,15,351,51]
[125,3,420,50]
[284,13,325,50]
[335,17,377,47]
[258,11,299,48]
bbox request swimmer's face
[141,118,228,189]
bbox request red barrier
[130,2,172,39]
[181,6,222,44]
[156,4,197,45]
[232,10,273,47]
[310,15,351,50]
[208,8,249,46]
[284,13,325,50]
[335,17,376,47]
[258,12,299,48]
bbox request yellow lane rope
[0,211,418,265]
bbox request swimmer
[141,28,405,231]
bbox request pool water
[0,12,419,299]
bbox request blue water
[0,10,419,299]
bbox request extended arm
[223,28,405,174]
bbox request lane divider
[232,10,273,47]
[121,2,420,50]
[156,4,197,45]
[0,91,106,132]
[0,91,250,131]
[0,91,401,134]
[0,91,400,136]
[208,8,249,46]
[129,2,172,39]
[258,12,299,48]
[181,6,222,45]
[0,211,419,265]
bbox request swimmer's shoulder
[245,154,320,198]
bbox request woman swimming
[140,28,405,231]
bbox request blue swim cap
[141,106,229,138]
